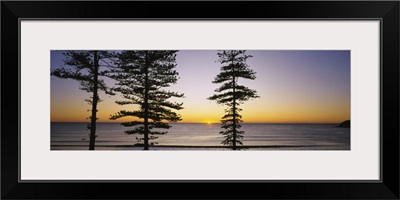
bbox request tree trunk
[89,51,99,150]
[232,61,237,150]
[143,52,149,150]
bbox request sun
[205,120,214,125]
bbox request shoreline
[51,144,350,150]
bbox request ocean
[51,122,350,150]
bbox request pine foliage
[109,50,184,150]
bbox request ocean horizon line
[51,121,342,125]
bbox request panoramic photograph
[51,50,350,150]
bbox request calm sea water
[51,122,350,150]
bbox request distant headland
[338,120,350,128]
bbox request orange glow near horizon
[51,95,350,124]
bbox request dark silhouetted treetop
[109,50,184,150]
[208,50,259,150]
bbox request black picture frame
[2,1,399,199]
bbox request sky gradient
[51,50,350,123]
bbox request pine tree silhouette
[208,50,259,150]
[109,50,184,150]
[51,51,115,150]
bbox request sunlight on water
[51,122,350,150]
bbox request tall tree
[51,50,115,150]
[208,50,259,150]
[109,50,184,150]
